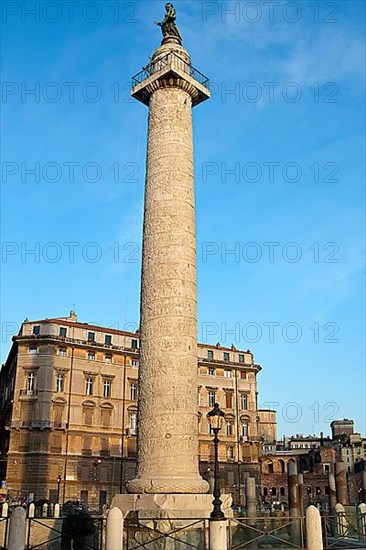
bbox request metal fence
[322,510,366,549]
[228,515,305,549]
[132,52,209,90]
[25,516,105,550]
[124,516,209,549]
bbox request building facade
[260,446,339,511]
[0,312,262,508]
[331,419,355,439]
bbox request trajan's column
[126,4,210,495]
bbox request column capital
[131,48,210,107]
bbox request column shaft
[128,86,207,494]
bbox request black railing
[125,517,208,549]
[132,52,209,90]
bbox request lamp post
[208,403,225,520]
[56,475,61,503]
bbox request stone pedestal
[106,507,124,550]
[209,520,228,550]
[335,503,348,537]
[306,506,323,550]
[111,493,233,519]
[335,462,348,505]
[328,472,337,512]
[288,461,301,547]
[8,506,26,550]
[111,493,232,550]
[298,473,305,517]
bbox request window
[268,462,274,473]
[131,359,139,367]
[208,368,215,376]
[87,332,95,342]
[241,394,248,410]
[33,325,40,335]
[131,339,138,349]
[207,350,214,360]
[130,383,137,400]
[59,327,67,337]
[271,487,277,496]
[225,392,233,408]
[241,423,248,437]
[208,391,216,407]
[86,378,93,396]
[263,487,268,497]
[238,354,244,363]
[84,408,93,426]
[54,403,64,427]
[88,351,95,361]
[27,373,35,392]
[227,446,234,459]
[29,345,38,355]
[58,347,67,357]
[224,370,231,378]
[105,354,112,364]
[280,487,285,496]
[105,334,112,345]
[103,379,111,398]
[223,352,230,361]
[226,421,233,436]
[129,414,137,434]
[101,409,111,428]
[56,374,64,392]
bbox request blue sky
[1,0,365,437]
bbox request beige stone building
[336,433,366,474]
[258,409,277,453]
[0,312,262,508]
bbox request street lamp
[207,402,225,520]
[56,475,61,503]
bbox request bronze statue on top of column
[155,3,182,44]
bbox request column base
[126,475,209,495]
[111,493,233,519]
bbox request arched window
[268,462,274,474]
[263,487,268,496]
[280,487,285,496]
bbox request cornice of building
[22,318,139,338]
[12,317,262,370]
